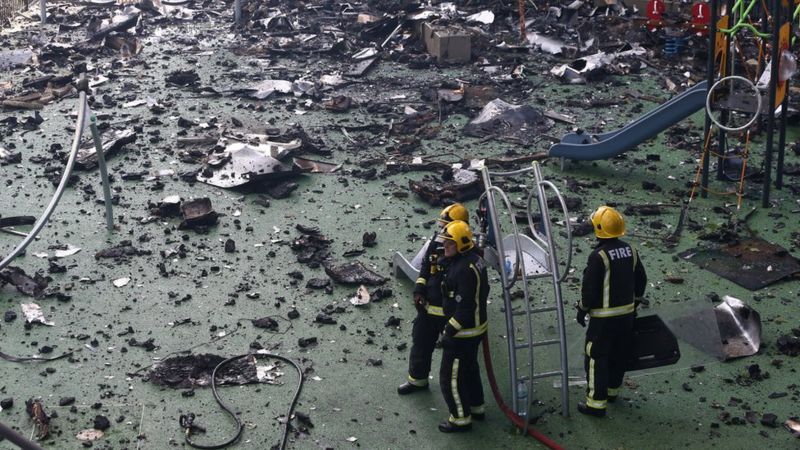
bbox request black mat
[679,238,800,290]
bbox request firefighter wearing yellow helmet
[398,204,469,397]
[576,206,647,417]
[435,220,488,433]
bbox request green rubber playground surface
[1,3,799,449]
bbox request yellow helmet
[438,203,469,225]
[438,220,475,253]
[590,206,625,239]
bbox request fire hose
[482,335,563,450]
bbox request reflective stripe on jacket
[441,248,489,338]
[580,238,647,318]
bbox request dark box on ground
[626,314,681,371]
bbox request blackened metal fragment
[324,260,387,286]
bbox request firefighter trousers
[584,314,634,410]
[439,336,485,424]
[406,311,447,385]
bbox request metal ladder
[478,161,573,428]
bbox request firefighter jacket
[441,248,489,339]
[413,238,446,317]
[579,238,647,319]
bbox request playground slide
[549,81,708,161]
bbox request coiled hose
[180,352,304,450]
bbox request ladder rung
[511,305,557,316]
[532,370,563,380]
[514,339,560,350]
[522,272,552,280]
[532,339,560,347]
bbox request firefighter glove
[413,293,426,313]
[575,304,587,327]
[438,333,455,349]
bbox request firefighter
[436,220,488,433]
[576,206,647,417]
[398,203,469,395]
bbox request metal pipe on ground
[234,0,241,26]
[89,115,115,232]
[0,76,87,271]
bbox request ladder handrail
[486,167,536,177]
[480,162,572,424]
[480,186,527,290]
[531,163,570,415]
[480,169,535,419]
[527,178,573,282]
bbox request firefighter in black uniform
[398,204,470,395]
[576,206,647,417]
[436,220,489,432]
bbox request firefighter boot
[397,381,428,395]
[577,402,606,417]
[438,420,472,433]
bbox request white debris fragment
[256,364,284,383]
[352,47,378,60]
[76,429,104,441]
[89,75,109,87]
[21,303,54,326]
[122,99,147,108]
[349,285,370,306]
[113,277,131,287]
[250,79,292,100]
[54,245,81,258]
[467,10,494,24]
[550,46,646,78]
[320,74,346,86]
[346,436,358,442]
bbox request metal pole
[716,0,736,180]
[89,115,114,232]
[0,76,87,272]
[776,17,791,189]
[762,0,780,207]
[234,0,242,26]
[702,0,719,197]
[39,0,45,23]
[0,422,45,450]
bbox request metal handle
[485,185,528,291]
[538,180,573,282]
[706,75,762,132]
[525,181,573,283]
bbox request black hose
[0,350,73,363]
[0,421,45,450]
[181,352,304,450]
